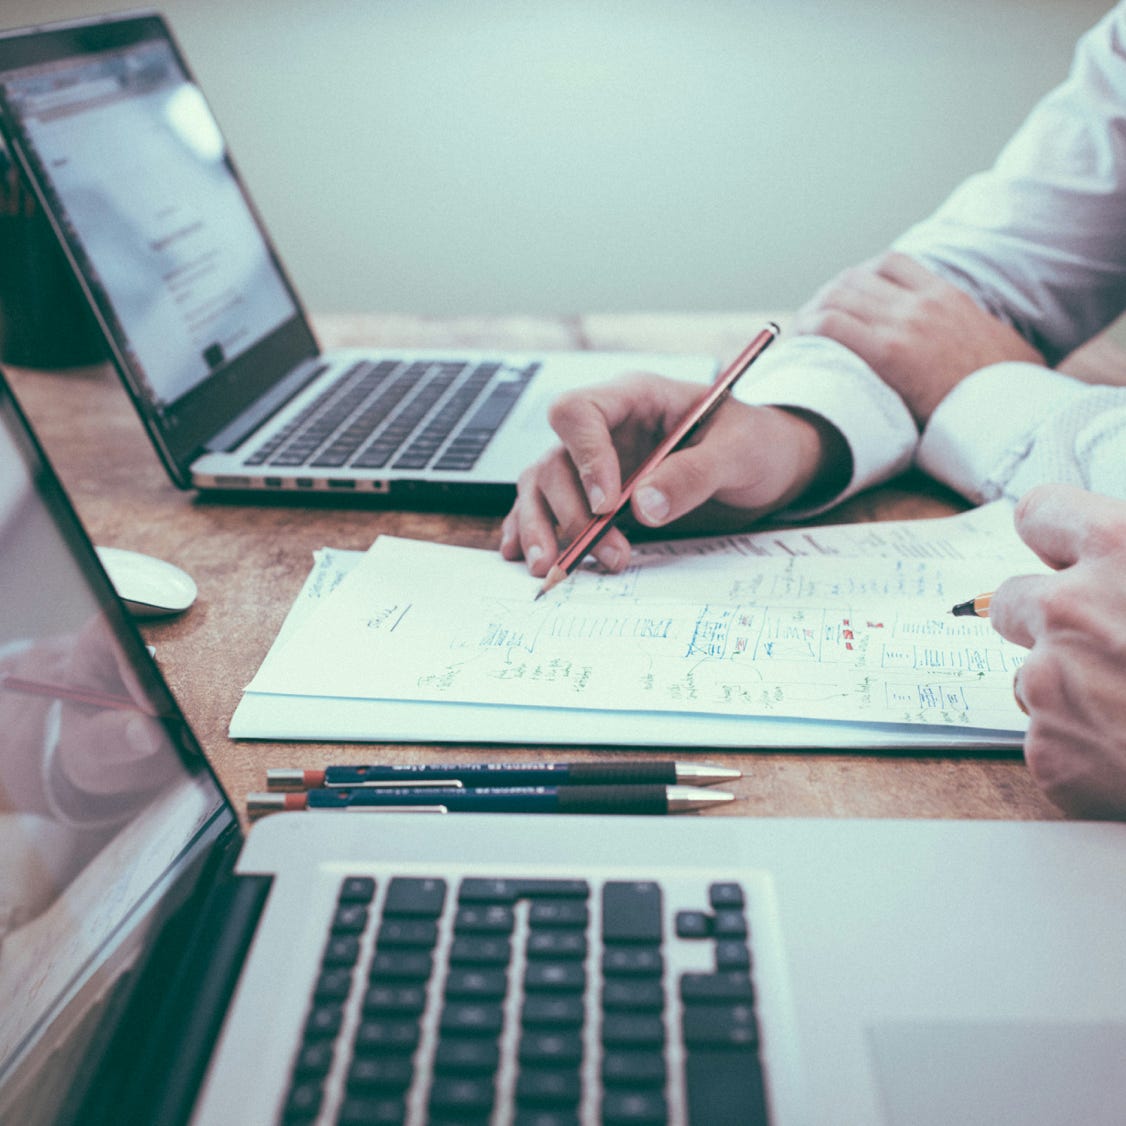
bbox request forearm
[893,5,1126,363]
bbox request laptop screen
[0,374,230,1123]
[0,14,319,482]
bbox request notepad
[232,502,1042,751]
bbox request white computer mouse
[95,546,198,618]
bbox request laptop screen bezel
[0,11,321,488]
[0,366,249,1119]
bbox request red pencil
[536,322,781,599]
[0,672,141,711]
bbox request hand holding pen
[502,323,856,588]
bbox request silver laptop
[0,11,714,506]
[2,370,1125,1126]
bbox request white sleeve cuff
[733,335,918,516]
[917,363,1088,502]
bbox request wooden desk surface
[11,310,1108,826]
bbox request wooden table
[14,311,1121,825]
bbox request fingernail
[635,485,669,524]
[587,484,607,513]
[526,544,544,569]
[596,543,622,571]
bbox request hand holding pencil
[501,323,851,585]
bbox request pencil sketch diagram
[251,523,1038,734]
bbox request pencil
[0,672,141,711]
[950,592,993,618]
[535,322,781,600]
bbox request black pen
[247,784,734,816]
[266,760,741,791]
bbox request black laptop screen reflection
[0,406,222,1120]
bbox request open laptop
[0,11,715,506]
[2,369,1125,1126]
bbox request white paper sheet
[232,503,1041,749]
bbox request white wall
[1,0,1115,316]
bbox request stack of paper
[232,502,1043,751]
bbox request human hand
[500,372,849,576]
[990,484,1126,819]
[0,616,172,817]
[792,251,1045,426]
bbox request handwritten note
[246,503,1041,735]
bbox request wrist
[771,407,853,508]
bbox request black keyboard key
[455,904,515,934]
[347,1054,414,1092]
[602,1089,668,1123]
[428,1074,496,1118]
[519,1030,584,1067]
[332,903,368,934]
[439,1001,505,1037]
[516,1067,582,1107]
[680,972,755,1004]
[362,983,427,1015]
[292,1040,334,1078]
[383,876,447,917]
[527,931,587,960]
[322,934,361,967]
[675,910,713,939]
[444,968,509,999]
[601,1050,666,1087]
[602,946,663,978]
[354,1017,421,1054]
[601,1013,665,1048]
[303,1003,343,1040]
[433,1038,500,1075]
[682,1003,758,1048]
[602,882,662,944]
[684,1048,769,1125]
[524,962,586,993]
[529,901,589,929]
[458,878,589,903]
[709,881,745,909]
[521,994,585,1028]
[339,876,376,903]
[337,1094,406,1125]
[715,941,751,972]
[313,967,352,1001]
[601,980,664,1012]
[369,950,433,980]
[713,910,748,938]
[449,936,512,966]
[282,1079,323,1121]
[513,1111,580,1126]
[377,918,438,948]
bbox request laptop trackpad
[868,1020,1126,1126]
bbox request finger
[547,381,650,514]
[1013,483,1126,569]
[987,572,1055,649]
[871,250,942,292]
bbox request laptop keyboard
[242,359,539,473]
[281,873,769,1125]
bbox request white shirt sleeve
[733,334,917,517]
[893,3,1126,365]
[918,362,1126,503]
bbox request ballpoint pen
[950,592,993,618]
[247,784,735,816]
[535,322,781,599]
[266,761,742,791]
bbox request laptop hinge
[67,825,272,1126]
[205,358,327,453]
